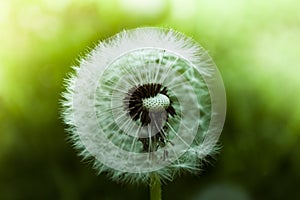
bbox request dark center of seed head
[124,83,176,126]
[124,83,176,152]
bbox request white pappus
[61,27,226,184]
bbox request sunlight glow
[119,0,166,17]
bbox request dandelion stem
[150,173,162,200]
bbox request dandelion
[61,27,226,199]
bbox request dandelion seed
[61,27,226,186]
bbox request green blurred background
[1,0,300,199]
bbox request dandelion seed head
[61,27,226,184]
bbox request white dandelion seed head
[61,27,226,183]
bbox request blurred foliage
[0,0,300,199]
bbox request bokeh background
[1,0,300,199]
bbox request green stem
[150,173,162,200]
